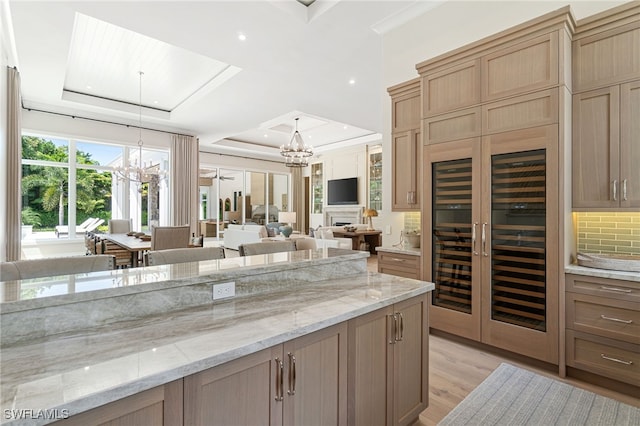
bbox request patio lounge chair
[55,218,104,238]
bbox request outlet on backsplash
[574,212,640,256]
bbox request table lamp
[363,209,378,230]
[278,211,297,238]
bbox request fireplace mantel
[324,206,363,226]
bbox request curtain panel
[170,135,199,236]
[291,167,306,234]
[5,67,22,261]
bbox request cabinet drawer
[566,330,640,386]
[482,88,558,135]
[423,107,481,145]
[566,292,639,343]
[566,274,639,302]
[482,32,559,101]
[378,252,420,279]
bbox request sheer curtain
[170,135,199,236]
[292,167,306,234]
[5,67,22,261]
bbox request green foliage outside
[21,136,113,229]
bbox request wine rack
[432,159,473,314]
[490,150,546,331]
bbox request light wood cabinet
[185,323,347,426]
[425,125,560,363]
[482,88,558,135]
[422,59,481,117]
[389,79,421,212]
[481,33,559,101]
[573,81,640,209]
[573,5,640,93]
[55,380,183,426]
[391,130,420,211]
[423,107,481,145]
[377,251,420,280]
[565,274,640,387]
[347,294,428,426]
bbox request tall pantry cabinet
[417,9,573,364]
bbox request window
[21,134,169,240]
[369,145,382,211]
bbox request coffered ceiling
[8,0,443,160]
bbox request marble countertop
[1,248,367,312]
[0,271,433,425]
[375,246,421,256]
[565,264,640,282]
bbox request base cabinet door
[185,323,347,426]
[184,347,281,426]
[348,295,429,426]
[55,380,183,426]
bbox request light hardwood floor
[416,333,640,425]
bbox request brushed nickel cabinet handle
[600,286,632,294]
[613,179,618,201]
[472,222,478,256]
[406,192,411,204]
[391,257,406,262]
[274,357,284,401]
[397,312,404,341]
[482,223,488,257]
[287,352,296,395]
[600,314,633,324]
[388,314,396,344]
[623,179,628,201]
[601,354,633,365]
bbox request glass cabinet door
[432,158,474,314]
[311,163,323,214]
[490,149,546,331]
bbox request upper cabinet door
[572,86,621,209]
[482,33,559,101]
[392,130,420,211]
[620,80,640,208]
[573,21,640,92]
[392,91,421,133]
[422,59,481,117]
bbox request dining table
[103,233,151,267]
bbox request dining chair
[294,238,317,251]
[108,219,132,234]
[1,255,116,280]
[147,247,225,266]
[239,240,297,256]
[100,238,134,269]
[151,225,191,251]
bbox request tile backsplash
[403,212,421,232]
[575,212,640,255]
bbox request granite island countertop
[0,266,433,425]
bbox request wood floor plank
[415,333,640,426]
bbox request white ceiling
[8,0,439,161]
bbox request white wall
[379,0,628,248]
[0,46,8,262]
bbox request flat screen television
[327,177,358,205]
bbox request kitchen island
[1,249,434,425]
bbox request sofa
[223,224,268,250]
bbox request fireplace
[324,207,362,226]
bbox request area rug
[439,363,640,425]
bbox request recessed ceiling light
[348,79,355,85]
[86,85,92,90]
[238,33,247,41]
[263,134,269,138]
[153,100,159,104]
[343,125,348,130]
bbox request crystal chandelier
[280,117,313,167]
[113,71,165,191]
